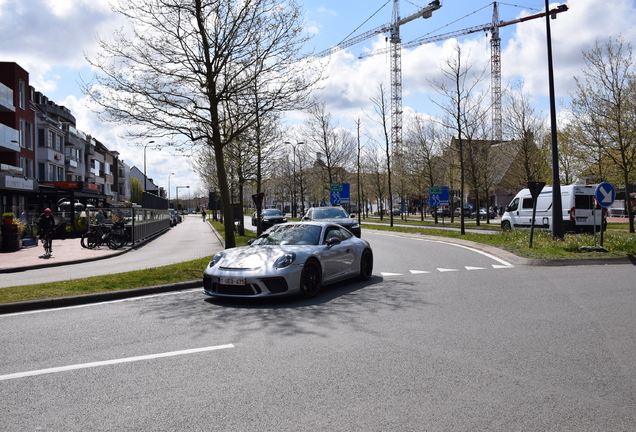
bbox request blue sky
[2,0,636,198]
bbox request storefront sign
[4,175,35,191]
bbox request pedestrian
[202,209,206,221]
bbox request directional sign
[330,183,350,205]
[429,186,449,206]
[595,182,616,208]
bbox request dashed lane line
[381,264,514,277]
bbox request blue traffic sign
[330,183,350,205]
[429,186,449,206]
[595,182,616,208]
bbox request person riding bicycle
[38,208,56,253]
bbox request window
[48,164,55,181]
[48,131,54,148]
[38,129,45,147]
[26,122,33,150]
[19,119,25,148]
[19,80,25,110]
[57,166,64,181]
[38,163,45,181]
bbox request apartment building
[0,61,136,218]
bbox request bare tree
[83,0,319,247]
[502,81,550,189]
[571,35,636,232]
[303,102,356,200]
[368,83,394,226]
[430,43,489,234]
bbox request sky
[1,0,636,201]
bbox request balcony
[0,83,15,113]
[0,124,20,152]
[0,164,23,175]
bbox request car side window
[324,226,351,243]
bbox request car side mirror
[326,237,341,247]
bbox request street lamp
[284,140,304,218]
[143,140,155,192]
[176,185,189,212]
[168,172,175,208]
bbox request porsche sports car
[203,221,373,298]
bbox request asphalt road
[2,230,635,431]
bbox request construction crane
[316,0,442,152]
[359,2,569,142]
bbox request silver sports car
[203,221,373,298]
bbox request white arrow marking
[599,186,613,203]
[410,270,431,274]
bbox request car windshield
[252,224,322,246]
[262,209,282,216]
[313,208,348,219]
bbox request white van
[501,184,605,233]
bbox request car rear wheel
[359,249,373,281]
[299,260,322,298]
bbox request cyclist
[38,208,56,255]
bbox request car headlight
[351,221,360,229]
[274,252,296,269]
[209,251,224,267]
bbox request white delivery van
[501,184,605,233]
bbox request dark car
[453,208,471,218]
[301,206,361,238]
[252,208,287,230]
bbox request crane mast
[360,3,569,143]
[315,1,442,154]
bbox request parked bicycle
[80,222,128,250]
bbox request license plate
[219,277,245,286]
[576,217,587,222]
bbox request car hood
[318,218,356,226]
[215,245,310,270]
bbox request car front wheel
[299,260,322,298]
[501,220,511,231]
[359,249,373,281]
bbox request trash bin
[1,224,20,252]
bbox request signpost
[594,182,615,248]
[527,181,546,248]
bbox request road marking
[493,264,513,269]
[0,344,234,381]
[409,270,431,274]
[437,268,459,272]
[465,266,486,270]
[380,272,403,277]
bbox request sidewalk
[0,236,128,273]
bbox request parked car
[453,208,471,218]
[169,209,179,226]
[436,208,450,217]
[390,208,402,216]
[251,208,287,230]
[470,208,490,220]
[203,222,373,298]
[301,206,361,237]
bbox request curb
[0,280,203,315]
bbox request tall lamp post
[143,140,155,192]
[176,185,189,212]
[284,140,304,218]
[168,172,175,208]
[544,0,563,239]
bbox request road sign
[330,183,350,205]
[429,186,449,206]
[595,182,616,208]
